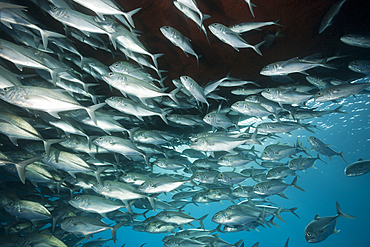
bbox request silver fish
[319,0,346,34]
[160,26,200,66]
[208,23,264,55]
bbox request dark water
[0,0,370,247]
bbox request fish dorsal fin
[280,57,300,67]
[314,214,320,220]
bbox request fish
[304,201,356,243]
[253,176,305,197]
[208,23,265,55]
[319,0,347,34]
[101,72,179,105]
[229,20,282,34]
[348,60,370,74]
[0,86,105,124]
[0,39,67,84]
[4,200,53,225]
[314,78,370,102]
[156,211,208,229]
[244,0,257,18]
[17,233,68,247]
[160,26,200,65]
[261,87,313,106]
[307,136,348,164]
[262,27,286,49]
[260,57,337,76]
[68,194,126,218]
[344,159,370,177]
[173,1,211,43]
[340,34,370,48]
[60,216,125,243]
[70,0,141,29]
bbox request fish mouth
[305,236,316,243]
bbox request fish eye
[307,232,311,236]
[109,72,113,76]
[2,88,8,91]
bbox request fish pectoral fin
[333,229,340,234]
[46,111,61,119]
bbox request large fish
[304,201,355,243]
[0,86,105,124]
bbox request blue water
[89,94,370,246]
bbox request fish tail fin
[275,206,286,223]
[299,122,315,133]
[94,166,109,184]
[121,7,141,28]
[151,53,164,70]
[158,75,167,87]
[284,238,289,247]
[79,54,85,68]
[39,29,65,50]
[197,214,208,229]
[339,151,348,165]
[195,54,201,68]
[247,1,256,18]
[234,239,244,247]
[43,138,64,157]
[268,215,279,228]
[288,207,300,218]
[50,68,68,86]
[259,207,270,228]
[251,128,262,145]
[211,224,225,233]
[113,14,132,31]
[168,87,181,105]
[291,176,305,191]
[296,138,312,157]
[85,102,106,125]
[251,242,259,247]
[333,105,348,114]
[111,222,125,243]
[253,40,265,56]
[336,201,356,219]
[148,196,156,211]
[107,33,117,50]
[16,156,42,184]
[203,27,210,44]
[159,108,172,124]
[83,82,100,93]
